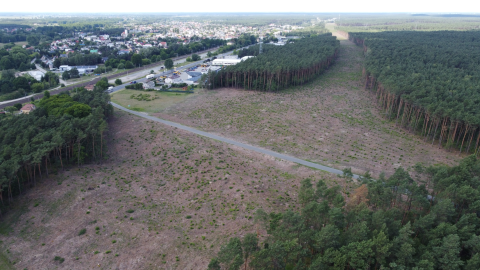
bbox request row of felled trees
[207,34,340,92]
[349,31,480,155]
[209,155,480,269]
[0,85,113,216]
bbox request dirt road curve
[111,102,360,179]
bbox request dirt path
[326,23,348,40]
[112,102,360,179]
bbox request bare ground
[0,109,350,270]
[155,40,460,178]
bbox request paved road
[107,46,224,84]
[111,102,360,179]
[108,45,252,94]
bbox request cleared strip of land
[111,102,360,179]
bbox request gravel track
[111,102,360,179]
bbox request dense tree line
[0,85,112,216]
[0,69,59,101]
[48,37,227,72]
[348,31,480,155]
[101,37,252,70]
[207,34,339,91]
[0,45,36,71]
[53,52,102,68]
[209,156,480,269]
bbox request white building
[211,56,254,66]
[59,65,98,75]
[28,70,45,81]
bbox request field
[110,89,197,113]
[0,109,349,269]
[156,40,460,177]
[334,14,480,32]
[0,41,27,48]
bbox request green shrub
[78,228,86,236]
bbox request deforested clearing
[0,109,350,269]
[156,40,460,177]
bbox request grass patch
[0,204,28,235]
[0,41,27,48]
[131,107,145,112]
[54,256,65,263]
[0,249,14,270]
[111,89,195,113]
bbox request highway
[110,102,360,179]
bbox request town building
[142,81,155,89]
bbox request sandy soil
[155,41,460,178]
[0,109,349,270]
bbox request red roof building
[20,104,36,114]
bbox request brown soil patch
[0,109,348,270]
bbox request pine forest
[207,34,340,91]
[209,156,480,270]
[349,31,480,155]
[0,87,112,215]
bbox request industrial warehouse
[211,56,254,66]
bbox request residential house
[85,84,95,91]
[20,104,36,114]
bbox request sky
[0,0,479,13]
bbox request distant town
[0,15,333,102]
